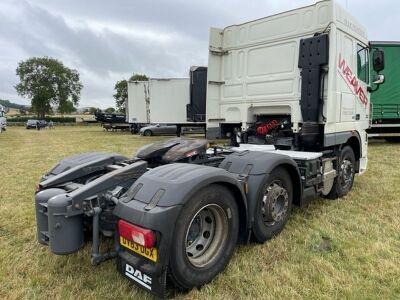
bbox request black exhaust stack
[298,34,329,149]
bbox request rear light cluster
[118,219,155,248]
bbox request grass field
[0,126,399,299]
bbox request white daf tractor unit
[0,105,6,133]
[206,0,384,177]
[34,1,385,298]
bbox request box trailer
[34,1,385,298]
[368,41,400,141]
[127,67,207,134]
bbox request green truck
[369,41,400,141]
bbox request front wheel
[252,167,293,243]
[143,130,152,136]
[326,145,355,199]
[168,184,239,290]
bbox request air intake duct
[298,33,329,149]
[298,33,329,123]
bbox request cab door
[355,44,370,122]
[338,33,356,123]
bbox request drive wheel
[326,145,355,199]
[143,130,152,136]
[168,184,239,290]
[253,167,292,243]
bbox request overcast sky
[0,0,398,109]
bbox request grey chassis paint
[40,152,128,189]
[36,161,148,255]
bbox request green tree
[15,57,83,118]
[113,73,148,113]
[105,107,116,113]
[58,100,77,116]
[89,107,101,115]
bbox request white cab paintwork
[206,0,370,172]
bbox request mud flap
[117,256,167,298]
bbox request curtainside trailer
[34,0,385,298]
[368,41,400,141]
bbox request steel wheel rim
[340,159,354,190]
[261,180,289,226]
[185,204,228,268]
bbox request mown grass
[0,126,399,299]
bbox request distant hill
[0,99,29,110]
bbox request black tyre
[252,167,293,243]
[326,145,355,199]
[168,184,239,290]
[143,130,152,136]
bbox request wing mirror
[372,49,384,73]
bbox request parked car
[26,119,38,129]
[38,120,47,128]
[139,124,205,136]
[139,124,176,136]
[26,119,47,129]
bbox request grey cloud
[0,1,197,75]
[0,0,209,107]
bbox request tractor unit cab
[0,104,6,133]
[206,0,384,173]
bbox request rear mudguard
[219,150,302,228]
[113,163,247,296]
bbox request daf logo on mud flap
[125,263,152,290]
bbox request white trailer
[0,105,6,133]
[127,78,191,134]
[127,67,208,134]
[127,78,190,128]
